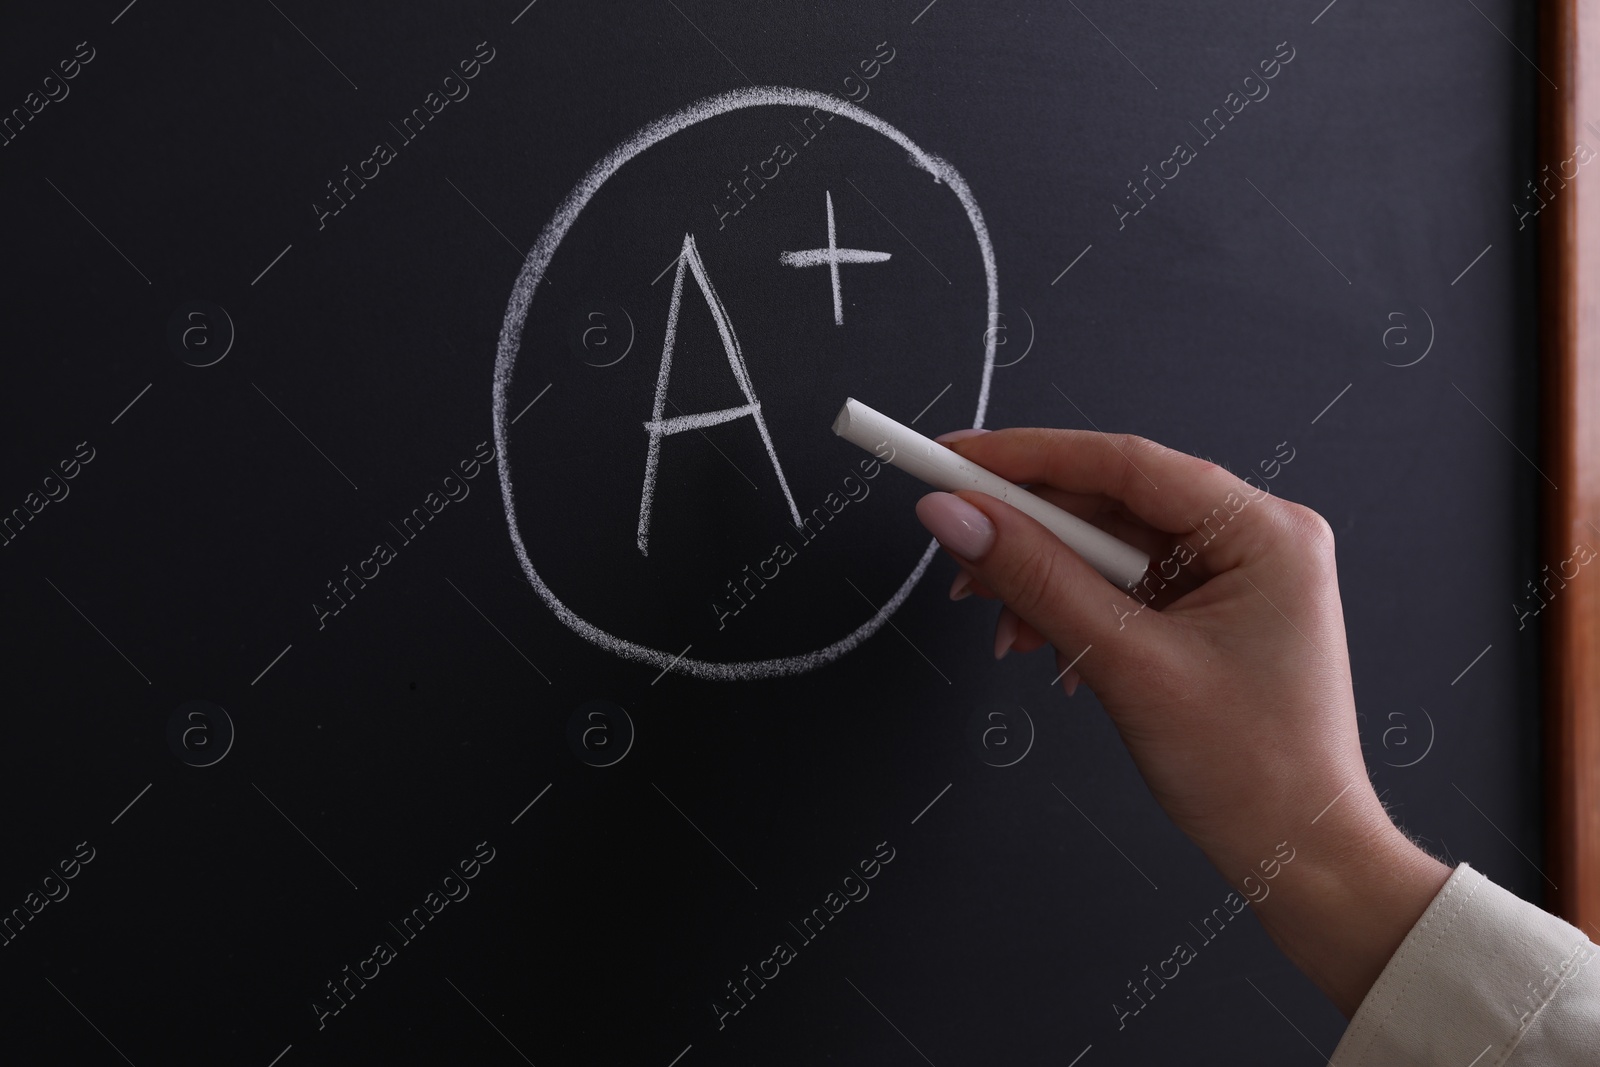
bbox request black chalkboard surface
[0,1,1544,1063]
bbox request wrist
[1243,800,1451,1017]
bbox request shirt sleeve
[1331,861,1600,1065]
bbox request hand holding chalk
[831,398,1150,590]
[906,423,1450,1020]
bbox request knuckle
[1276,501,1337,562]
[1003,545,1063,617]
[1120,433,1170,467]
[1112,434,1165,495]
[1112,432,1148,455]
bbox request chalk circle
[166,699,235,767]
[493,87,999,681]
[166,300,235,368]
[965,702,1035,767]
[988,307,1035,368]
[566,699,636,767]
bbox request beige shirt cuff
[1331,861,1600,1065]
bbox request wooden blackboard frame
[1540,0,1600,931]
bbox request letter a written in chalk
[637,233,802,556]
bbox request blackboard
[1,1,1546,1063]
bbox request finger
[949,569,974,601]
[942,428,1128,525]
[947,521,1205,613]
[1013,616,1050,654]
[944,557,997,601]
[1051,648,1083,697]
[914,490,1171,677]
[941,551,1002,601]
[994,606,1020,659]
[1017,488,1226,604]
[945,427,1280,573]
[1017,484,1117,522]
[1012,478,1234,588]
[1028,485,1224,581]
[993,607,1049,658]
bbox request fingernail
[915,492,995,560]
[934,428,991,444]
[994,608,1018,660]
[949,570,974,601]
[1063,670,1080,697]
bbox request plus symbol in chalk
[779,190,891,325]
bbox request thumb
[915,490,1170,680]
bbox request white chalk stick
[832,397,1150,591]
